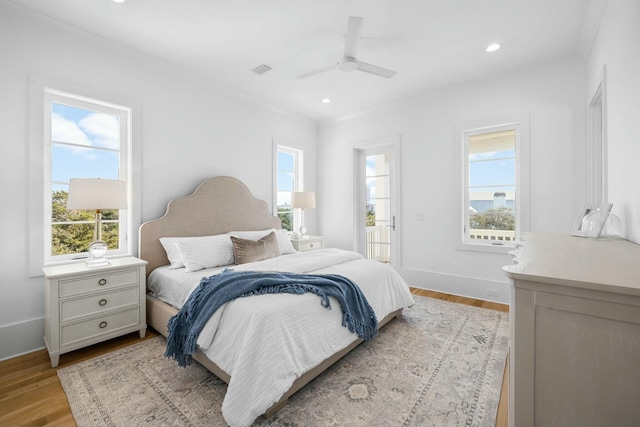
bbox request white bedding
[148,248,415,427]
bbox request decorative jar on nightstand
[290,235,324,252]
[42,256,147,367]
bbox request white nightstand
[42,256,148,368]
[291,235,324,252]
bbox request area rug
[58,296,509,427]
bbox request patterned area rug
[58,296,509,427]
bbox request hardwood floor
[0,331,160,427]
[0,288,509,427]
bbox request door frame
[587,64,608,204]
[352,134,401,267]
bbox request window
[458,120,528,251]
[43,88,131,264]
[275,145,303,232]
[364,151,392,263]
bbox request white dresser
[503,233,640,427]
[42,256,147,367]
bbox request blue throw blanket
[165,269,378,367]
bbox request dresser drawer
[60,307,140,347]
[59,269,140,297]
[60,286,140,322]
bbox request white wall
[318,62,587,303]
[0,2,317,360]
[587,0,640,243]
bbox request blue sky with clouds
[51,103,120,191]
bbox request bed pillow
[275,229,297,254]
[230,231,281,265]
[175,234,235,272]
[159,236,204,269]
[231,228,297,255]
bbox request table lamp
[67,178,127,266]
[291,191,316,239]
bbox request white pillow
[231,228,296,255]
[176,234,235,272]
[275,229,297,254]
[159,236,203,269]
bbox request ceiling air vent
[251,64,273,75]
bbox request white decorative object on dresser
[42,256,147,368]
[290,235,324,252]
[503,233,640,427]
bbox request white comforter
[149,248,415,427]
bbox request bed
[139,176,415,427]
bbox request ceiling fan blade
[356,61,397,78]
[343,16,363,58]
[295,63,339,79]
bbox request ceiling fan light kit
[339,57,359,72]
[297,16,397,79]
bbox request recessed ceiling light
[486,43,501,53]
[112,0,125,3]
[322,98,331,104]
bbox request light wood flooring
[0,288,509,427]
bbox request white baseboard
[0,317,45,361]
[398,267,510,304]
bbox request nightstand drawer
[60,287,140,322]
[60,307,140,347]
[59,269,140,297]
[291,235,324,252]
[297,240,323,251]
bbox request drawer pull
[309,243,314,248]
[98,278,107,286]
[99,321,108,329]
[99,299,108,306]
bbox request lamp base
[86,241,110,267]
[291,227,309,240]
[85,258,111,267]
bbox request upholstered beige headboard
[139,176,281,275]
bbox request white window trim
[272,140,304,232]
[454,115,530,254]
[28,75,141,276]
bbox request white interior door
[355,140,400,266]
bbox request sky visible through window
[51,103,120,192]
[277,150,296,209]
[469,149,515,188]
[365,157,379,199]
[277,151,294,190]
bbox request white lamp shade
[67,178,127,210]
[291,191,316,209]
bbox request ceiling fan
[296,16,397,79]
